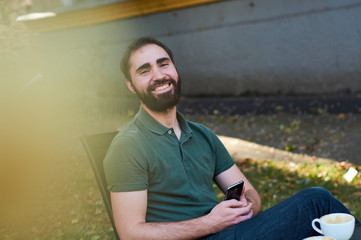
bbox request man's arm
[214,164,262,215]
[111,190,253,240]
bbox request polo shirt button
[168,130,172,134]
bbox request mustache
[148,78,177,91]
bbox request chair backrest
[81,131,120,240]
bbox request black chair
[81,131,120,240]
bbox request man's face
[127,44,181,112]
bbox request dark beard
[133,77,181,112]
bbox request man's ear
[125,79,136,94]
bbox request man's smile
[152,82,173,93]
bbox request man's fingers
[233,202,253,217]
[239,209,254,222]
[223,199,243,207]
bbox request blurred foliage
[0,0,36,57]
[0,0,40,100]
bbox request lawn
[1,111,360,240]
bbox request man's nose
[152,67,166,80]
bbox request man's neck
[141,103,181,140]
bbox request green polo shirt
[104,106,235,222]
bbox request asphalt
[179,95,361,166]
[178,95,361,115]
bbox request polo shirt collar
[177,111,192,136]
[136,106,192,136]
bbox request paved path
[181,96,361,166]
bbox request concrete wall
[37,0,361,98]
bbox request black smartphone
[224,180,244,201]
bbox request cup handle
[311,219,323,235]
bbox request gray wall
[37,0,361,98]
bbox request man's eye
[140,70,149,75]
[160,63,169,68]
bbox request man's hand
[215,164,262,215]
[207,198,253,233]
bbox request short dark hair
[120,37,174,82]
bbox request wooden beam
[23,0,223,32]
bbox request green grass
[216,159,361,218]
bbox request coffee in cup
[311,213,355,240]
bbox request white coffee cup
[311,213,355,240]
[303,237,335,240]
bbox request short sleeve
[190,122,235,177]
[212,132,235,176]
[103,136,149,192]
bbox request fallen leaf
[71,219,79,224]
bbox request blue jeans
[204,187,360,240]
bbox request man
[104,37,358,239]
